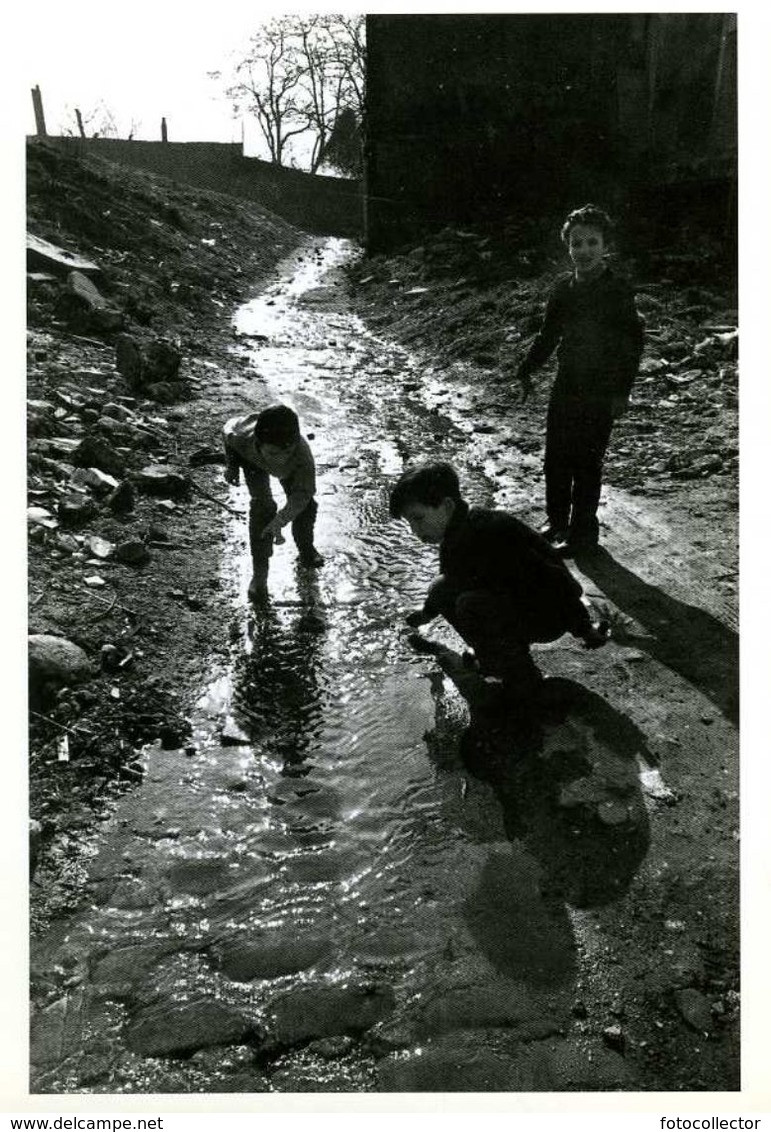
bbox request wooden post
[31,85,47,137]
[75,108,86,139]
[161,117,168,142]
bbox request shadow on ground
[574,546,738,724]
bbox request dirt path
[30,240,738,1094]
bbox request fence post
[161,117,168,142]
[31,85,47,137]
[75,109,86,139]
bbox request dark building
[364,14,736,252]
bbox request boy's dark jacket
[519,267,644,402]
[438,501,583,614]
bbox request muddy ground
[26,141,738,1093]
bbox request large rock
[266,981,395,1048]
[106,480,135,514]
[124,998,254,1057]
[376,1034,545,1092]
[215,935,331,981]
[72,435,126,478]
[133,464,190,498]
[144,339,181,382]
[57,493,98,527]
[29,634,94,692]
[115,334,144,387]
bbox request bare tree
[220,18,310,166]
[217,14,365,173]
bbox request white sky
[18,0,283,154]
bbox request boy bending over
[223,404,323,602]
[390,462,607,698]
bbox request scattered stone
[106,480,135,514]
[602,1024,626,1053]
[55,533,80,554]
[28,506,58,530]
[115,334,144,387]
[100,402,134,422]
[144,381,187,405]
[144,339,182,381]
[114,539,150,566]
[71,467,120,494]
[29,634,94,692]
[189,445,226,467]
[124,998,254,1058]
[27,233,100,277]
[674,987,714,1032]
[133,464,190,498]
[57,493,98,527]
[99,644,122,672]
[72,435,126,478]
[266,981,395,1047]
[86,536,114,559]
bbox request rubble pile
[25,139,301,890]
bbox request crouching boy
[390,462,607,700]
[223,404,323,602]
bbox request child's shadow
[574,545,738,724]
[422,641,651,911]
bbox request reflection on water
[31,238,654,1093]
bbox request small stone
[133,464,190,498]
[87,535,114,559]
[674,987,713,1032]
[71,467,120,495]
[114,539,150,566]
[602,1024,626,1053]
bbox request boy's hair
[389,462,462,518]
[253,404,301,449]
[560,204,615,245]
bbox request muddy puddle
[31,239,656,1094]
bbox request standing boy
[390,462,607,703]
[223,404,323,602]
[516,204,644,553]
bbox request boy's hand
[260,516,284,541]
[224,465,240,486]
[405,609,430,629]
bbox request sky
[19,1,278,154]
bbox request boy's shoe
[298,548,325,568]
[581,619,610,649]
[539,522,569,547]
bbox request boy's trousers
[544,395,614,541]
[424,575,592,685]
[244,467,317,571]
